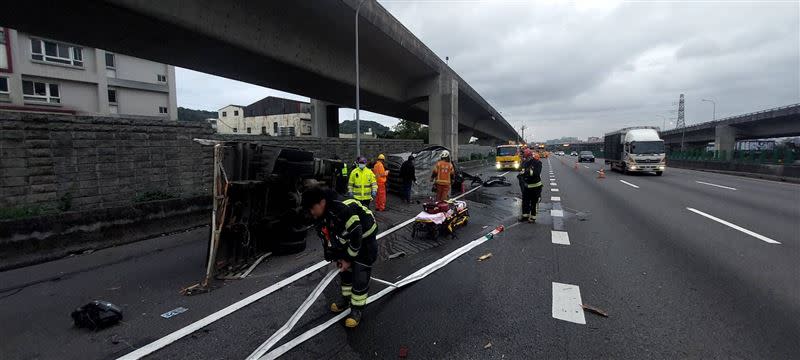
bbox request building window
[22,80,60,104]
[0,77,8,94]
[222,111,227,117]
[233,128,238,133]
[157,74,166,82]
[273,122,278,134]
[261,126,267,135]
[30,39,83,67]
[246,127,251,134]
[105,53,115,69]
[234,110,239,116]
[0,28,9,71]
[107,89,117,104]
[158,106,168,114]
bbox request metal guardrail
[661,103,800,135]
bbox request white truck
[604,127,666,175]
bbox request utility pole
[676,94,686,151]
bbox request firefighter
[301,187,378,328]
[431,150,454,202]
[518,149,543,223]
[373,154,389,211]
[348,156,377,208]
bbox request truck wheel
[621,164,627,174]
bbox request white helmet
[441,150,450,159]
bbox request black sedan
[578,151,595,162]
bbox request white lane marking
[259,227,506,359]
[551,196,561,201]
[696,181,737,191]
[550,182,557,186]
[619,180,639,189]
[583,165,589,169]
[551,231,570,245]
[552,282,586,324]
[686,208,781,244]
[551,209,564,217]
[552,188,559,192]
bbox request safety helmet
[377,154,385,160]
[523,148,533,158]
[357,156,368,164]
[533,152,541,160]
[441,150,450,159]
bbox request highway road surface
[1,158,797,359]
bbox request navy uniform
[518,153,543,222]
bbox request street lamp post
[355,0,368,158]
[655,115,667,130]
[702,98,716,121]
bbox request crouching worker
[301,187,378,328]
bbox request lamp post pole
[355,0,368,158]
[702,98,716,121]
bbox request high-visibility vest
[432,160,454,185]
[348,167,377,200]
[373,161,389,185]
[341,163,348,176]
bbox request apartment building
[217,97,312,136]
[0,27,177,119]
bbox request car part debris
[581,304,609,317]
[478,253,493,261]
[71,300,122,330]
[388,251,406,259]
[484,342,493,349]
[483,175,511,187]
[161,307,189,319]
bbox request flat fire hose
[249,225,506,360]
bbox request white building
[216,97,312,136]
[0,26,177,119]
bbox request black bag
[71,300,123,330]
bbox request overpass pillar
[311,99,339,138]
[714,125,737,160]
[428,75,459,159]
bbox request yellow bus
[495,144,522,170]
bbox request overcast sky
[176,0,799,141]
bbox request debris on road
[399,346,409,358]
[482,225,488,229]
[180,283,210,296]
[478,253,493,261]
[388,251,406,259]
[160,307,189,319]
[484,341,493,349]
[71,300,123,330]
[581,304,609,317]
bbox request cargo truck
[604,127,666,175]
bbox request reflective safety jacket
[431,160,454,185]
[341,163,349,177]
[348,167,377,200]
[373,161,389,185]
[519,158,543,188]
[317,199,378,261]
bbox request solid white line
[259,227,506,359]
[583,165,589,169]
[686,208,781,244]
[551,188,559,192]
[551,231,570,245]
[550,182,557,186]
[619,180,639,189]
[552,282,586,324]
[551,196,561,201]
[116,260,329,360]
[551,209,564,217]
[696,181,737,191]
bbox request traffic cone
[597,168,606,179]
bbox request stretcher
[411,200,469,240]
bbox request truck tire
[621,164,627,174]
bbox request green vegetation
[178,107,217,122]
[0,206,49,220]
[390,120,429,143]
[339,120,391,135]
[133,191,176,203]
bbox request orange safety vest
[432,160,454,185]
[373,161,388,185]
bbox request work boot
[519,213,529,222]
[528,215,536,224]
[345,309,362,328]
[330,297,350,313]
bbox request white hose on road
[255,225,506,360]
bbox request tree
[393,120,428,143]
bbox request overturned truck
[199,140,342,286]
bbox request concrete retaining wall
[668,159,800,182]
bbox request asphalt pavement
[1,159,798,359]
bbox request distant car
[556,151,565,156]
[570,151,578,156]
[578,151,595,162]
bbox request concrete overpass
[661,104,800,158]
[0,0,519,157]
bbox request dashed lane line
[552,282,586,324]
[696,180,737,191]
[550,182,557,186]
[619,180,639,189]
[551,230,570,245]
[552,188,560,192]
[550,209,564,217]
[686,207,781,244]
[551,196,561,201]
